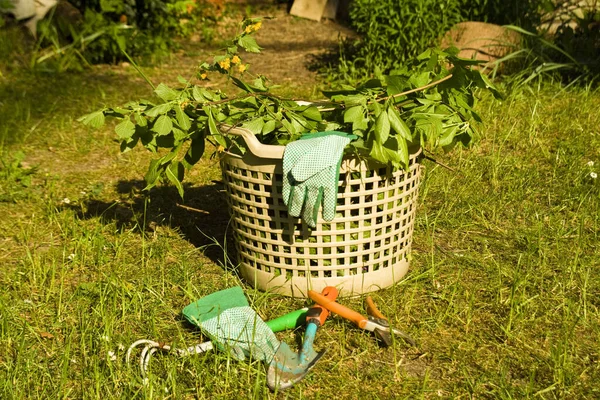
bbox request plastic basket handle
[220,124,285,160]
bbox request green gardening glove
[282,131,356,228]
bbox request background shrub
[347,0,463,73]
[34,0,220,68]
[342,0,547,77]
[458,0,544,30]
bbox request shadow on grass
[74,179,236,269]
[0,64,150,146]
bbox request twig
[176,203,210,214]
[382,74,454,101]
[199,74,454,111]
[309,74,455,111]
[422,154,456,172]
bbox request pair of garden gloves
[282,131,356,228]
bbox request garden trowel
[266,286,338,390]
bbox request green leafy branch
[80,19,500,198]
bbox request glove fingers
[302,186,322,228]
[321,181,337,221]
[288,184,306,218]
[282,171,292,207]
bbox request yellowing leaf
[39,331,54,339]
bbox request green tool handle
[266,308,309,332]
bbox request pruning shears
[308,288,416,347]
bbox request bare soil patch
[154,5,355,91]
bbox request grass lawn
[1,18,599,400]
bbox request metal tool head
[368,316,416,347]
[266,342,325,391]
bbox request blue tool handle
[299,322,318,365]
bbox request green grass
[1,22,600,400]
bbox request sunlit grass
[1,17,599,399]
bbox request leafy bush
[34,0,220,68]
[347,0,463,73]
[336,0,548,78]
[551,1,600,77]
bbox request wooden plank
[323,0,339,20]
[290,0,328,22]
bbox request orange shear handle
[365,296,387,320]
[309,286,339,326]
[308,288,367,329]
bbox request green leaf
[145,103,172,117]
[395,136,409,168]
[409,71,430,88]
[242,118,264,134]
[382,138,402,169]
[134,112,148,127]
[115,119,135,139]
[201,88,219,101]
[166,161,185,199]
[252,77,268,91]
[183,137,205,168]
[192,86,209,102]
[387,107,412,141]
[262,119,277,134]
[175,105,191,131]
[152,115,173,136]
[438,125,459,147]
[352,118,369,135]
[110,107,131,115]
[144,159,162,190]
[238,35,261,53]
[344,106,363,124]
[301,106,322,122]
[159,148,179,166]
[172,127,188,142]
[281,118,297,136]
[206,108,220,136]
[287,113,307,134]
[155,83,178,101]
[79,111,105,128]
[177,75,190,85]
[231,76,253,92]
[206,108,226,147]
[385,75,409,96]
[371,101,382,116]
[332,94,367,106]
[120,134,139,153]
[374,111,390,144]
[368,139,388,165]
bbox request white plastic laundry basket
[220,127,423,297]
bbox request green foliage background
[344,0,545,75]
[35,0,219,67]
